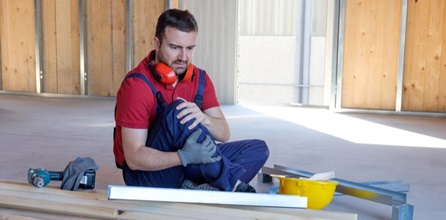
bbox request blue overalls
[120,70,269,191]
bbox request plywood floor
[1,93,445,220]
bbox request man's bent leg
[184,139,268,191]
[123,99,245,190]
[123,99,199,188]
[122,162,184,188]
[218,139,269,183]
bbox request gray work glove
[61,157,99,191]
[178,129,222,167]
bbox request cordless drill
[27,168,96,189]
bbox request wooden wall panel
[86,0,113,96]
[86,0,128,96]
[41,0,57,93]
[133,0,165,64]
[0,0,36,92]
[0,6,2,90]
[112,0,127,96]
[403,0,446,112]
[85,0,156,97]
[41,0,80,95]
[341,0,401,110]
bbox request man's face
[155,27,197,75]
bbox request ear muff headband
[151,62,194,85]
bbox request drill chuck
[32,175,46,188]
[27,168,51,188]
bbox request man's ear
[154,37,161,50]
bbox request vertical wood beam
[111,0,127,95]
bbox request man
[113,9,269,192]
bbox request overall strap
[125,73,166,115]
[194,69,206,110]
[113,73,164,170]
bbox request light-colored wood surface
[341,0,401,110]
[41,0,81,95]
[112,0,127,96]
[403,0,446,112]
[0,0,163,97]
[132,0,165,65]
[0,0,36,92]
[86,0,114,96]
[0,180,357,220]
[84,0,164,97]
[41,0,58,94]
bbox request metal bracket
[261,165,414,220]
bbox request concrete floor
[1,93,445,220]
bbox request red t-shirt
[113,51,220,167]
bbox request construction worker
[113,9,269,192]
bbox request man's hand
[177,129,222,167]
[176,98,205,130]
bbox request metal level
[108,185,307,208]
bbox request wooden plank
[0,212,46,220]
[224,206,357,220]
[41,0,80,95]
[0,0,7,91]
[2,0,19,90]
[22,0,36,92]
[440,0,446,112]
[111,0,126,96]
[86,0,113,96]
[378,0,400,110]
[171,0,179,8]
[403,0,430,111]
[0,0,36,92]
[69,0,81,95]
[55,0,77,94]
[403,0,446,113]
[9,0,22,91]
[341,0,400,110]
[21,0,37,92]
[423,0,445,111]
[341,0,359,108]
[366,0,381,109]
[0,207,97,220]
[402,0,415,110]
[0,181,239,220]
[133,0,165,63]
[0,180,356,220]
[42,0,58,93]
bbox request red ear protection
[153,62,194,85]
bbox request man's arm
[201,106,230,142]
[122,127,182,171]
[176,101,230,142]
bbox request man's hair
[155,9,198,42]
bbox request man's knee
[252,139,270,162]
[163,99,185,117]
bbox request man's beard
[172,63,187,75]
[158,57,188,76]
